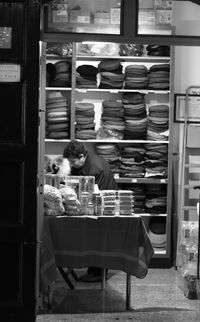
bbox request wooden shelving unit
[40,41,174,266]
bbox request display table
[40,215,154,310]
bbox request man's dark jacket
[71,151,118,190]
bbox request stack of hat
[148,64,170,90]
[146,45,170,57]
[101,100,125,139]
[147,104,169,141]
[75,102,96,140]
[124,64,148,89]
[122,92,147,140]
[98,59,124,89]
[46,63,56,87]
[120,144,145,178]
[49,60,72,87]
[95,143,121,175]
[76,64,98,88]
[144,143,168,179]
[148,216,167,250]
[45,91,70,140]
[145,184,167,214]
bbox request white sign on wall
[0,64,21,82]
[174,94,200,123]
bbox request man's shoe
[78,273,101,283]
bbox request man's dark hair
[63,140,87,159]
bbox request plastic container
[94,193,103,216]
[115,196,120,216]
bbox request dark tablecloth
[40,215,154,291]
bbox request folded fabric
[98,59,122,71]
[55,61,71,73]
[75,129,96,139]
[122,92,145,104]
[77,64,98,76]
[47,111,68,118]
[47,131,69,139]
[46,123,69,131]
[149,64,170,72]
[47,117,69,124]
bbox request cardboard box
[139,9,156,25]
[94,11,110,24]
[94,18,110,24]
[51,4,69,23]
[70,10,90,23]
[110,7,120,24]
[155,9,172,25]
[154,0,172,10]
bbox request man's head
[63,140,87,169]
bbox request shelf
[46,22,120,35]
[76,139,169,144]
[76,55,171,63]
[46,54,72,60]
[45,139,70,143]
[116,177,168,184]
[46,87,72,91]
[45,139,169,145]
[68,214,167,218]
[140,213,167,217]
[75,88,170,94]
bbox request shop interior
[37,0,200,320]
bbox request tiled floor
[37,267,200,320]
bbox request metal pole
[197,191,200,280]
[126,273,131,310]
[194,186,200,280]
[101,268,106,291]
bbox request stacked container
[101,190,134,216]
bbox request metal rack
[176,85,200,299]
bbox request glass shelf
[46,87,72,91]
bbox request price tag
[77,89,87,93]
[131,179,137,183]
[158,91,169,94]
[109,90,118,94]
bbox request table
[40,215,154,310]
